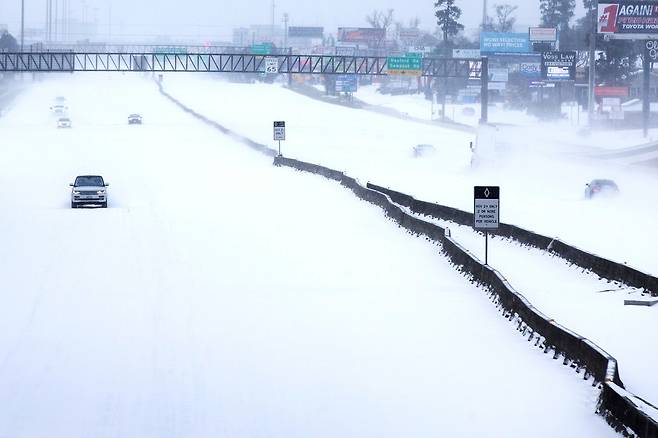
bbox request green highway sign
[387,55,422,76]
[252,43,273,55]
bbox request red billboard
[598,1,658,35]
[337,27,386,44]
[595,86,630,97]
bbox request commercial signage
[399,28,421,41]
[598,1,658,35]
[480,32,530,54]
[288,27,324,39]
[273,121,286,141]
[335,74,358,93]
[453,48,481,58]
[337,27,385,44]
[595,86,630,97]
[335,44,357,56]
[519,61,541,78]
[529,27,558,42]
[541,51,577,81]
[387,54,423,76]
[489,67,509,82]
[474,186,500,230]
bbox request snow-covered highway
[0,74,614,437]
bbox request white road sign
[474,186,500,230]
[273,121,286,141]
[265,57,279,74]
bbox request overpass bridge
[0,51,489,121]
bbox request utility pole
[588,0,598,128]
[283,13,288,49]
[482,0,488,28]
[271,0,276,43]
[20,0,25,50]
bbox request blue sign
[481,32,530,54]
[336,74,358,93]
[519,61,541,79]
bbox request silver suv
[70,175,109,208]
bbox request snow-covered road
[0,74,613,437]
[162,75,658,276]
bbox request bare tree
[365,9,395,31]
[493,4,518,33]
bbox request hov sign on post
[474,186,500,265]
[474,186,500,229]
[274,121,285,156]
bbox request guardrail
[273,155,658,437]
[367,184,658,297]
[155,79,657,436]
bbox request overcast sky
[2,0,586,42]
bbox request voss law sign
[598,1,658,36]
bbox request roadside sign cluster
[335,74,358,93]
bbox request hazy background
[1,0,586,43]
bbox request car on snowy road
[585,179,619,199]
[128,114,142,125]
[70,175,109,208]
[57,117,72,128]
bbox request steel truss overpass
[0,52,484,78]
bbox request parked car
[412,144,437,158]
[585,179,619,199]
[70,175,109,208]
[50,103,68,114]
[57,117,72,128]
[128,114,143,125]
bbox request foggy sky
[2,0,586,42]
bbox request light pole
[20,0,25,50]
[587,0,598,127]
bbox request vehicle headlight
[97,190,105,195]
[73,191,80,195]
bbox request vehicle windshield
[75,176,104,187]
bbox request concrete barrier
[367,183,658,296]
[274,155,657,437]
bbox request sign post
[474,186,500,265]
[273,121,285,156]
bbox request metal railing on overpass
[0,52,483,79]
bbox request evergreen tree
[0,31,19,51]
[434,0,464,44]
[540,0,576,31]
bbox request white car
[57,117,72,128]
[70,175,109,208]
[51,103,68,114]
[128,114,143,125]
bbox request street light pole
[20,0,25,50]
[588,0,598,127]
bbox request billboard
[337,27,385,44]
[288,27,324,39]
[480,32,531,54]
[529,27,558,42]
[519,61,542,78]
[489,67,509,82]
[453,48,481,58]
[541,51,577,81]
[598,2,658,35]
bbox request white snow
[407,212,658,405]
[162,75,658,275]
[0,73,615,437]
